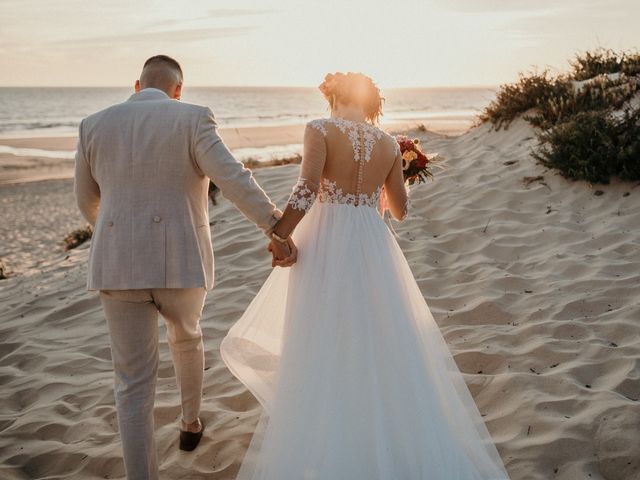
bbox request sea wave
[0,143,302,165]
[0,145,76,159]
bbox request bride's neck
[331,103,367,123]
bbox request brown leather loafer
[179,421,205,452]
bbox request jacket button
[153,216,161,223]
[107,221,114,227]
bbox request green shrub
[480,71,571,130]
[482,71,638,131]
[570,48,640,81]
[480,48,640,184]
[532,109,640,184]
[526,74,639,129]
[616,109,640,180]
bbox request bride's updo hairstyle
[319,72,384,124]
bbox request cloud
[51,26,253,47]
[148,8,277,29]
[439,0,609,12]
[207,8,276,17]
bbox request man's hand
[267,237,297,268]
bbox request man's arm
[74,119,100,226]
[193,107,280,237]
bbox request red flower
[393,132,441,185]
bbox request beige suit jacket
[74,88,279,291]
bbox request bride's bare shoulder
[381,130,401,154]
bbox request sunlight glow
[0,0,638,87]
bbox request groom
[74,55,296,480]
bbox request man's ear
[135,80,141,93]
[173,83,183,100]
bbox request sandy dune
[0,120,639,479]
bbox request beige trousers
[100,288,207,480]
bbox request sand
[1,119,639,479]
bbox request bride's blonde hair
[319,72,384,124]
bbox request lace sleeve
[285,122,327,213]
[287,177,318,212]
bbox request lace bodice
[284,117,409,221]
[318,178,382,208]
[288,177,382,211]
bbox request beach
[0,119,472,186]
[0,85,490,185]
[1,118,639,480]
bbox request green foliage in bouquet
[64,225,93,251]
[480,48,640,183]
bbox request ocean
[0,86,495,136]
[0,86,495,164]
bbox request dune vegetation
[481,49,640,184]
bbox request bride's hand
[268,237,298,268]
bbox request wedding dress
[220,117,510,479]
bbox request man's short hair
[139,55,183,94]
[143,55,183,81]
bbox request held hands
[268,236,298,268]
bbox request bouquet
[380,134,443,224]
[395,134,441,185]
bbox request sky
[0,0,638,88]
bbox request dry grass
[63,225,93,251]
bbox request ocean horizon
[0,86,496,138]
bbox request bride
[220,72,510,479]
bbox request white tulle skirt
[220,201,510,480]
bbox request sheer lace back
[287,117,400,213]
[308,118,385,164]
